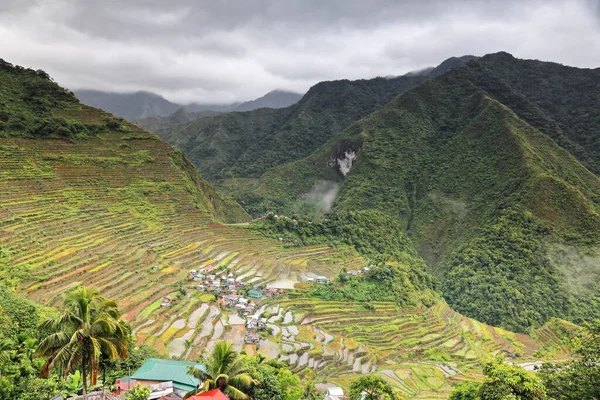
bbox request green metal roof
[131,358,206,391]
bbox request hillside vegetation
[0,59,359,346]
[155,56,476,186]
[250,53,600,332]
[0,57,587,399]
[135,107,222,133]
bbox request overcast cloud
[0,0,599,104]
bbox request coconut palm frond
[225,356,251,377]
[187,365,211,381]
[228,373,257,390]
[36,332,70,356]
[225,385,251,400]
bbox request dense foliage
[37,287,131,397]
[253,211,437,304]
[186,342,256,399]
[247,52,600,332]
[449,357,547,400]
[246,359,304,400]
[0,59,129,139]
[538,320,600,399]
[443,208,576,331]
[349,375,396,400]
[187,342,323,400]
[156,63,460,181]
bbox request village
[157,264,369,348]
[80,264,362,400]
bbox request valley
[0,51,598,399]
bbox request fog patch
[428,192,468,220]
[299,180,340,217]
[546,243,600,294]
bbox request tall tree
[449,356,547,400]
[36,286,130,399]
[185,342,255,399]
[349,375,396,400]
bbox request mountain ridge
[73,88,303,122]
[154,55,478,189]
[248,52,600,331]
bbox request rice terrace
[0,108,573,398]
[2,3,600,398]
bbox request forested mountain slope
[74,89,182,122]
[156,56,476,182]
[253,53,600,332]
[233,89,302,112]
[135,107,222,133]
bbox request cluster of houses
[346,266,370,276]
[161,295,180,308]
[190,266,244,294]
[216,294,257,315]
[244,314,267,344]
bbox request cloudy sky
[0,0,599,104]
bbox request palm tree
[36,286,130,399]
[185,342,256,399]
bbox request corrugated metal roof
[131,358,206,391]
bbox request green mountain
[0,57,583,399]
[155,56,476,184]
[135,107,223,133]
[249,53,600,332]
[75,89,303,123]
[73,89,182,122]
[233,89,302,112]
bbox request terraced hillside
[0,132,358,349]
[236,296,571,399]
[0,58,580,399]
[0,59,356,355]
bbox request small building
[325,386,345,400]
[152,265,159,271]
[238,297,248,305]
[258,318,266,329]
[196,285,205,292]
[245,333,260,344]
[161,297,172,308]
[217,299,230,308]
[235,304,246,312]
[130,358,206,398]
[187,389,228,400]
[248,289,263,299]
[307,277,315,282]
[203,265,215,272]
[207,274,216,282]
[67,393,119,400]
[316,276,330,284]
[115,377,136,392]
